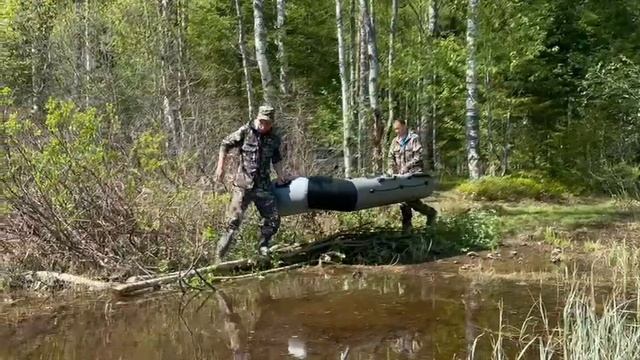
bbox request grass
[456,175,569,202]
[469,241,640,360]
[486,201,639,235]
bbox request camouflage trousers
[216,186,281,259]
[400,200,437,231]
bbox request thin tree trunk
[276,0,290,97]
[357,6,369,175]
[29,0,52,122]
[384,0,399,167]
[253,0,277,106]
[175,0,188,152]
[360,0,382,172]
[501,105,512,176]
[159,0,182,155]
[465,0,481,179]
[428,0,438,36]
[83,0,91,109]
[349,0,358,172]
[424,0,439,172]
[336,0,354,178]
[178,0,199,154]
[234,0,255,119]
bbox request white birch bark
[159,0,182,155]
[465,0,481,179]
[252,0,277,106]
[360,0,382,172]
[336,0,354,177]
[424,0,439,171]
[83,0,91,109]
[357,5,369,174]
[429,0,439,171]
[276,0,290,96]
[349,0,358,157]
[384,0,399,165]
[234,0,256,119]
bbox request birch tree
[253,0,277,106]
[234,0,256,119]
[336,0,354,177]
[357,2,369,174]
[24,0,55,121]
[384,0,399,162]
[465,0,481,179]
[158,0,183,155]
[360,0,383,172]
[276,0,290,96]
[424,0,439,171]
[83,0,91,109]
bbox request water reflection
[215,290,250,360]
[0,270,561,360]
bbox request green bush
[456,175,568,201]
[334,210,501,265]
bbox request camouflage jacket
[388,131,423,174]
[220,123,283,190]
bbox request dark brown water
[0,255,569,360]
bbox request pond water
[1,247,581,360]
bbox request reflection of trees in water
[172,272,475,359]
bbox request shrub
[0,100,221,275]
[456,175,568,201]
[334,210,501,265]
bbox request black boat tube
[273,173,437,217]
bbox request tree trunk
[83,0,91,109]
[357,4,369,175]
[336,0,354,178]
[159,0,183,156]
[177,0,199,154]
[360,0,382,173]
[252,0,277,106]
[349,0,358,172]
[501,106,512,176]
[276,0,290,97]
[383,0,399,168]
[465,0,481,179]
[427,0,439,171]
[29,0,53,122]
[234,0,255,119]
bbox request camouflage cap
[257,105,275,121]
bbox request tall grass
[470,244,640,360]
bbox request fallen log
[24,226,429,297]
[112,258,253,296]
[32,271,112,291]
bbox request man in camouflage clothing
[387,119,437,232]
[214,105,289,262]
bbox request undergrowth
[457,175,569,201]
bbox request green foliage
[433,210,501,251]
[334,210,500,265]
[456,175,569,201]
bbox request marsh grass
[469,243,640,360]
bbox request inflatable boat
[273,173,437,216]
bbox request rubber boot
[402,221,413,234]
[257,236,271,257]
[214,229,237,264]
